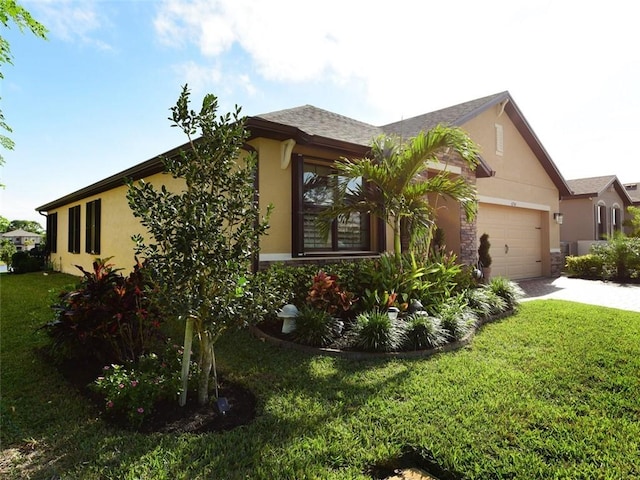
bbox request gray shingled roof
[382,92,509,138]
[256,105,382,146]
[566,175,617,195]
[624,182,640,203]
[256,92,510,146]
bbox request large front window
[296,157,370,255]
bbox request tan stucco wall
[461,106,561,275]
[49,173,185,276]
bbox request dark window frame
[85,199,101,255]
[68,205,81,254]
[292,154,379,257]
[46,213,58,253]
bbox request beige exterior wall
[50,173,185,276]
[461,107,561,276]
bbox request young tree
[321,126,480,262]
[624,206,640,237]
[0,238,16,265]
[127,86,273,406]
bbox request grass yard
[1,272,639,479]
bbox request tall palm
[321,124,480,262]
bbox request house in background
[624,181,640,205]
[1,228,43,251]
[560,175,635,255]
[36,91,570,280]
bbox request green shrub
[486,276,525,310]
[464,286,508,319]
[291,306,341,347]
[436,295,477,341]
[10,250,43,273]
[591,235,640,280]
[353,310,406,352]
[565,253,605,278]
[402,312,447,350]
[41,258,164,365]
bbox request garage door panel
[477,204,542,280]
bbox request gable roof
[564,175,634,204]
[624,182,640,204]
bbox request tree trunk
[198,331,213,406]
[179,317,195,407]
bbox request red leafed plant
[306,270,356,316]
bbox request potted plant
[478,233,492,282]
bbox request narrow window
[85,199,101,255]
[596,204,607,239]
[46,213,58,253]
[68,205,81,253]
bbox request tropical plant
[591,233,640,280]
[436,295,477,341]
[127,85,275,406]
[306,270,357,316]
[319,126,480,262]
[403,312,447,350]
[486,276,525,310]
[623,206,640,237]
[352,310,406,352]
[41,258,164,365]
[464,286,508,319]
[291,305,341,347]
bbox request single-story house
[36,91,570,280]
[1,228,43,251]
[560,175,635,255]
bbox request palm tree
[320,124,481,262]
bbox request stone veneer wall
[451,154,478,267]
[550,251,564,277]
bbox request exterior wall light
[553,213,564,224]
[387,306,400,320]
[277,304,299,333]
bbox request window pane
[303,212,331,249]
[337,212,369,249]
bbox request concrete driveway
[518,276,640,313]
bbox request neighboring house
[624,181,640,205]
[36,91,570,280]
[560,175,635,255]
[1,228,43,251]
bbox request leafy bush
[291,306,341,347]
[591,235,640,280]
[436,295,477,341]
[353,310,406,352]
[565,254,605,279]
[10,250,43,273]
[90,344,192,429]
[402,312,447,350]
[486,276,525,310]
[42,258,164,365]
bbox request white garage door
[476,204,543,280]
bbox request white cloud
[26,0,113,50]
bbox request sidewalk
[518,276,640,313]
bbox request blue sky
[2,0,639,226]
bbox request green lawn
[1,272,639,479]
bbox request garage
[476,204,543,280]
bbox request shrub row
[565,235,640,281]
